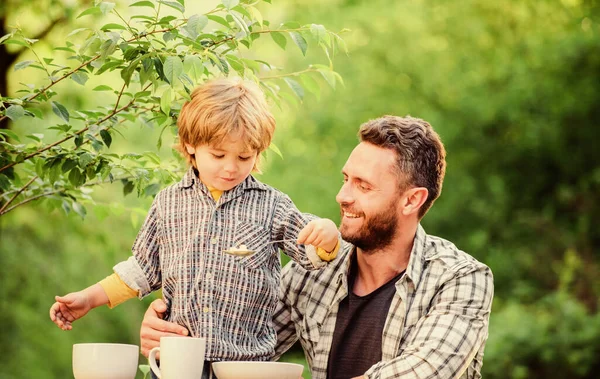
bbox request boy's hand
[49,291,93,330]
[297,218,339,253]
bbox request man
[139,115,494,379]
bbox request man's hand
[140,299,189,358]
[49,291,93,330]
[297,218,339,253]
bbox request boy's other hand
[297,218,339,253]
[49,292,92,330]
[140,299,189,358]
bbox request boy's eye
[239,156,252,161]
[212,154,224,159]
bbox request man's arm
[364,264,494,379]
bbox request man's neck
[352,223,417,296]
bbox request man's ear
[401,187,428,216]
[184,143,196,155]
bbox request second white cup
[149,336,206,379]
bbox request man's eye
[359,184,370,191]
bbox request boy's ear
[184,144,196,155]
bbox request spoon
[223,239,299,256]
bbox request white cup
[72,343,139,379]
[149,337,206,379]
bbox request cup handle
[148,347,161,378]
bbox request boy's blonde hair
[176,77,276,171]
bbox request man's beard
[340,202,398,253]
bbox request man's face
[336,142,404,252]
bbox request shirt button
[203,307,210,313]
[205,272,212,280]
[210,237,218,244]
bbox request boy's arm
[98,273,139,308]
[114,195,163,296]
[271,194,339,269]
[50,283,110,330]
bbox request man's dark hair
[359,115,447,218]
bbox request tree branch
[0,175,38,214]
[0,83,152,173]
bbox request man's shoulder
[420,232,491,276]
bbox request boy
[49,78,340,365]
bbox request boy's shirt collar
[177,167,269,194]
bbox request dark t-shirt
[327,258,405,379]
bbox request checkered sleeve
[113,194,163,297]
[271,193,320,270]
[364,263,494,379]
[272,263,301,360]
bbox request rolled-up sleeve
[114,194,163,298]
[271,194,322,270]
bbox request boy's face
[186,134,258,191]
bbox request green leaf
[164,56,183,86]
[130,1,155,8]
[269,142,283,159]
[183,55,204,81]
[310,24,329,46]
[230,12,248,36]
[289,32,307,56]
[51,101,70,122]
[139,365,151,376]
[160,88,173,116]
[182,14,208,40]
[101,23,126,31]
[123,180,135,196]
[72,202,87,219]
[69,169,85,187]
[246,5,263,26]
[222,0,239,9]
[0,33,12,45]
[100,130,112,148]
[61,159,78,173]
[14,60,34,71]
[93,85,113,91]
[4,39,28,47]
[207,15,231,29]
[5,105,25,121]
[71,71,89,86]
[301,74,321,100]
[284,78,304,100]
[0,174,11,191]
[121,58,140,86]
[77,7,102,19]
[99,2,116,15]
[160,1,185,13]
[270,32,286,50]
[0,129,20,141]
[74,134,84,148]
[61,200,72,215]
[144,183,161,196]
[79,152,93,167]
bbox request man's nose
[336,183,353,205]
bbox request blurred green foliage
[1,0,599,378]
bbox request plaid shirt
[274,225,494,379]
[115,168,321,361]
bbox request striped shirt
[114,168,322,361]
[274,225,494,379]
